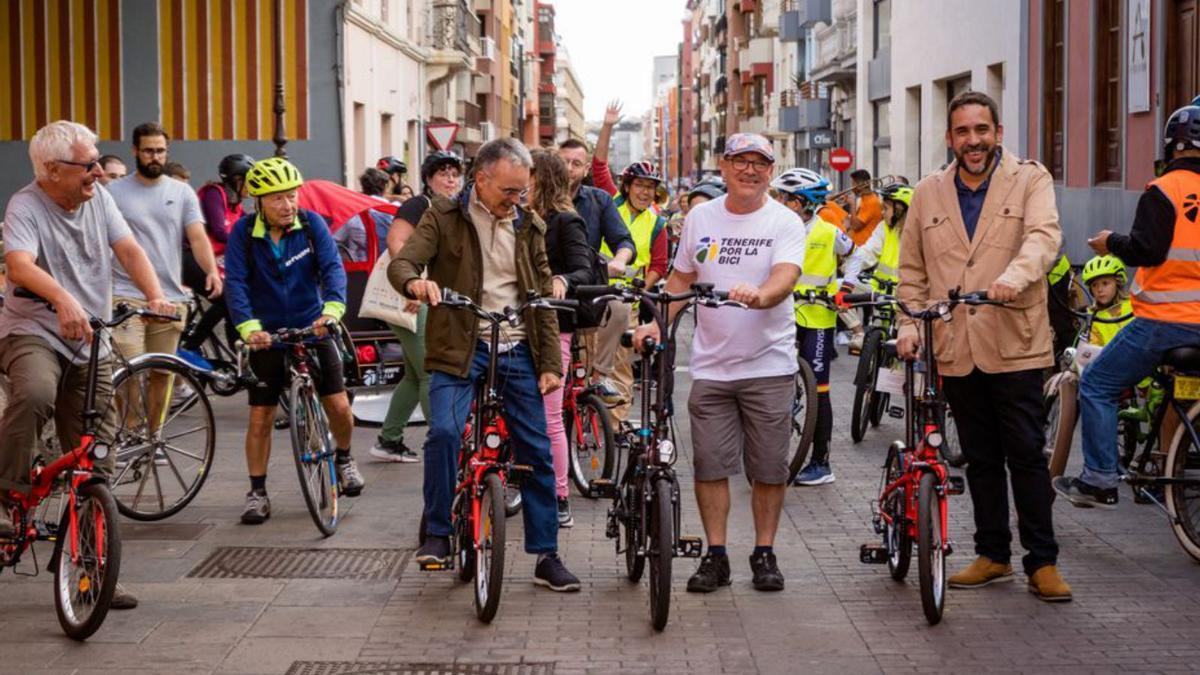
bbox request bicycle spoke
[161,425,210,443]
[159,448,194,493]
[159,443,206,463]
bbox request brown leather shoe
[948,556,1014,589]
[1027,565,1072,602]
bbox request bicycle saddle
[1162,346,1200,373]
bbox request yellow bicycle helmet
[880,183,914,207]
[245,157,303,197]
[1082,254,1127,286]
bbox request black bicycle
[579,281,735,631]
[851,277,899,443]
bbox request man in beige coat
[896,91,1071,602]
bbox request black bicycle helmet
[376,155,408,176]
[1164,96,1200,162]
[419,151,464,191]
[218,153,256,184]
[687,180,726,203]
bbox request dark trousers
[941,368,1059,575]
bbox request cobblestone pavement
[2,328,1200,674]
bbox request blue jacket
[573,185,635,258]
[224,208,348,339]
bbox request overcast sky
[553,1,687,122]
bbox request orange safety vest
[1131,170,1200,323]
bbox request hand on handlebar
[312,315,337,338]
[146,297,181,322]
[551,277,568,300]
[633,322,661,354]
[54,294,92,344]
[896,333,921,362]
[407,279,442,306]
[247,331,272,351]
[986,280,1018,304]
[727,282,763,308]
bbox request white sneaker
[836,331,850,346]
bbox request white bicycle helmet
[770,167,831,205]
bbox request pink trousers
[543,332,573,499]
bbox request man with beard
[896,91,1070,602]
[108,122,220,368]
[557,137,634,403]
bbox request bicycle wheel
[504,483,522,517]
[111,360,215,521]
[788,359,820,482]
[648,477,674,632]
[289,378,338,537]
[1045,375,1078,478]
[917,472,946,625]
[567,393,617,496]
[455,495,476,583]
[882,448,911,581]
[624,481,645,582]
[1165,400,1200,562]
[851,330,883,443]
[53,481,121,641]
[475,473,506,623]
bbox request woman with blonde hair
[528,148,594,527]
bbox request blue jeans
[1080,318,1200,489]
[422,341,559,554]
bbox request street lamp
[272,0,288,158]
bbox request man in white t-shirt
[635,133,805,593]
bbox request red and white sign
[426,123,459,151]
[829,147,853,172]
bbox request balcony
[478,36,496,61]
[474,72,492,95]
[428,0,480,68]
[738,36,773,69]
[778,91,830,132]
[810,12,855,83]
[457,100,482,128]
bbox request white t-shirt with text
[673,195,806,381]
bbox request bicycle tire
[111,359,216,521]
[624,481,645,582]
[917,472,946,625]
[456,495,476,583]
[54,481,121,641]
[1045,375,1078,479]
[475,473,506,623]
[289,378,338,537]
[882,448,911,581]
[851,330,883,443]
[567,393,617,496]
[648,476,674,632]
[1165,399,1200,562]
[788,358,819,482]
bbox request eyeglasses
[729,157,772,172]
[137,147,168,156]
[499,186,529,199]
[55,158,101,172]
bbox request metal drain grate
[187,547,410,580]
[285,663,554,675]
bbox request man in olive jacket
[388,138,581,592]
[897,92,1070,602]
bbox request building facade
[555,45,586,143]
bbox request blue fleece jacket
[224,208,348,339]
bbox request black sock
[753,545,773,557]
[335,448,351,463]
[708,545,727,557]
[249,475,266,493]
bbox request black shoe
[1053,476,1118,510]
[369,437,420,463]
[110,582,138,610]
[686,552,731,593]
[749,551,785,592]
[533,553,581,592]
[415,536,451,566]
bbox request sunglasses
[56,158,101,172]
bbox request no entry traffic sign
[829,147,853,172]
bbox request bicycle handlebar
[841,289,1004,319]
[439,289,579,325]
[575,282,748,310]
[14,286,180,328]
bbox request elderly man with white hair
[0,120,173,610]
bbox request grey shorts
[688,374,795,484]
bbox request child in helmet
[1081,255,1133,347]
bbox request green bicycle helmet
[880,183,914,207]
[1082,254,1127,286]
[245,157,304,197]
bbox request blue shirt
[954,149,1001,241]
[573,185,635,256]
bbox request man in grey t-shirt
[107,122,220,362]
[0,122,172,610]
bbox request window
[1042,0,1065,180]
[945,75,971,165]
[381,113,393,157]
[874,99,891,177]
[353,103,366,180]
[380,0,389,24]
[905,86,922,179]
[1094,0,1122,184]
[873,0,891,58]
[1166,0,1199,113]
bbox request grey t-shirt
[0,182,132,362]
[107,174,203,301]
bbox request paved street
[3,327,1200,675]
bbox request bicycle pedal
[888,406,904,419]
[871,517,886,535]
[588,478,618,500]
[945,475,966,495]
[508,464,534,486]
[677,535,703,558]
[417,559,454,572]
[860,544,889,564]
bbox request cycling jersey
[196,182,242,256]
[794,216,854,329]
[1089,298,1133,346]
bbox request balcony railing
[430,0,480,55]
[812,13,855,73]
[457,100,482,128]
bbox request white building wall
[883,0,1023,181]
